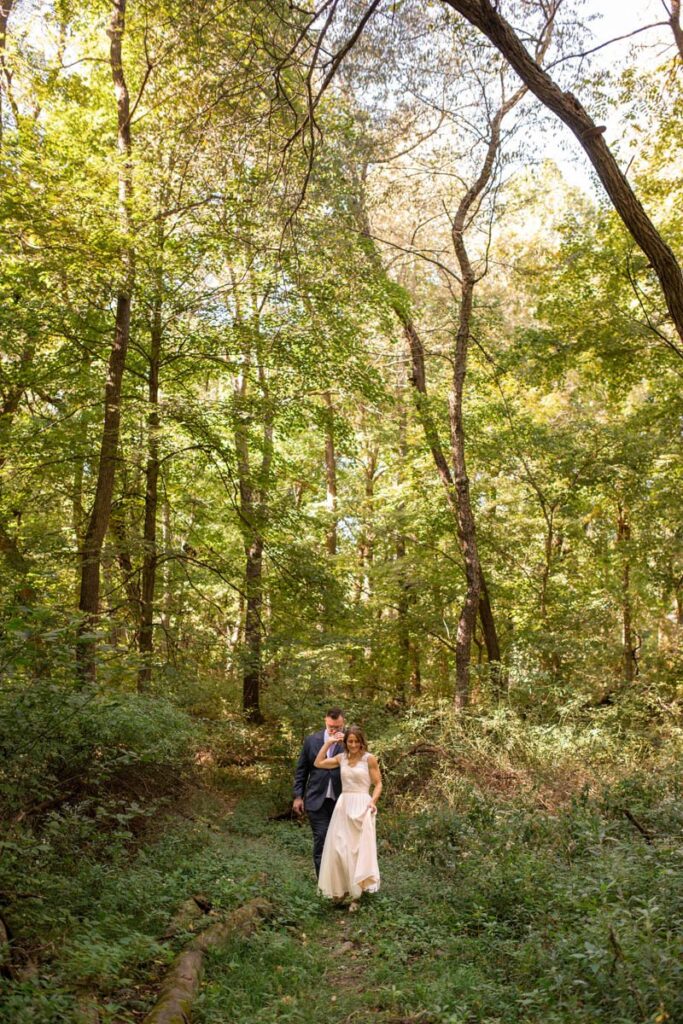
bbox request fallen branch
[621,808,655,844]
[142,897,272,1024]
[268,805,300,822]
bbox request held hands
[328,731,345,744]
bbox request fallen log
[268,805,300,822]
[142,897,272,1024]
[161,895,213,940]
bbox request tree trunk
[243,536,264,721]
[448,273,481,708]
[354,152,508,697]
[71,355,91,552]
[443,0,683,349]
[160,486,173,654]
[139,259,163,692]
[393,360,419,704]
[617,505,637,682]
[77,0,134,681]
[479,578,503,691]
[445,79,529,705]
[323,391,337,556]
[232,314,271,722]
[359,445,377,602]
[142,899,272,1024]
[110,510,141,640]
[0,0,18,144]
[0,358,34,587]
[401,312,501,694]
[669,0,683,62]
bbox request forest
[0,1,681,1022]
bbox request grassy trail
[189,765,682,1024]
[2,758,681,1024]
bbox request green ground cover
[3,747,680,1024]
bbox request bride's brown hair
[343,725,367,751]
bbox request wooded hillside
[0,2,681,1022]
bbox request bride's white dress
[318,751,380,900]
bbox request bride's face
[346,733,362,755]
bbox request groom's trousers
[308,797,336,878]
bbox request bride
[314,725,382,906]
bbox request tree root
[142,897,272,1024]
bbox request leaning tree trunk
[354,178,503,694]
[77,0,134,681]
[443,0,683,350]
[401,311,501,699]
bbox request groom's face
[325,714,344,736]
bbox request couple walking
[293,707,382,905]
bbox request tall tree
[77,0,135,680]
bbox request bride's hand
[369,804,377,814]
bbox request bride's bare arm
[368,754,382,810]
[314,737,342,769]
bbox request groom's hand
[292,798,304,816]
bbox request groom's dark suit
[293,729,342,877]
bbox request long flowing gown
[318,751,380,900]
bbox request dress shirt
[323,729,339,800]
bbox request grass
[194,775,682,1024]
[1,713,682,1024]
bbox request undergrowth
[0,688,681,1023]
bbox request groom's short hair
[326,706,344,720]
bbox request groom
[292,707,345,878]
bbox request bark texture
[139,252,164,691]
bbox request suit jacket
[293,729,342,812]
